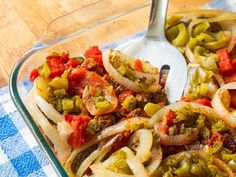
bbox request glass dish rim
[8,1,149,176]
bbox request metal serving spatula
[116,0,187,103]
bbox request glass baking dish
[9,0,213,176]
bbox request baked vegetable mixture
[26,10,236,177]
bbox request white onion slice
[146,145,162,175]
[212,81,236,128]
[90,164,134,177]
[185,44,197,63]
[228,32,236,52]
[24,89,71,164]
[57,121,74,139]
[64,117,148,171]
[129,129,153,163]
[34,93,63,124]
[148,101,222,127]
[214,74,225,87]
[76,150,100,177]
[82,72,118,116]
[76,134,121,177]
[157,128,199,146]
[121,147,148,177]
[102,49,160,93]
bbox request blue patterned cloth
[0,1,236,177]
[0,87,58,177]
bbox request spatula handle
[146,0,169,40]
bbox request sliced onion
[185,44,197,63]
[64,117,148,171]
[102,49,160,93]
[57,121,74,139]
[82,85,117,116]
[90,163,134,177]
[148,101,222,126]
[156,128,199,146]
[228,32,236,52]
[34,94,63,124]
[76,150,100,177]
[146,145,162,175]
[81,71,118,116]
[121,147,148,177]
[212,82,236,128]
[24,89,71,164]
[76,134,121,177]
[214,74,225,87]
[128,129,153,163]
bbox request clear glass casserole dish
[9,0,219,176]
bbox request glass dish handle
[35,0,149,47]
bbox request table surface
[0,0,211,87]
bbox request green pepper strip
[192,22,210,37]
[172,23,188,46]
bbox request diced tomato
[46,53,69,63]
[81,58,97,70]
[160,111,176,134]
[134,59,143,72]
[160,125,169,134]
[65,114,92,148]
[181,97,211,107]
[47,58,66,78]
[118,90,135,104]
[68,71,108,96]
[232,59,236,68]
[66,59,80,68]
[208,132,224,146]
[60,53,70,63]
[81,71,109,88]
[217,48,236,75]
[84,46,103,67]
[46,54,60,60]
[84,46,102,57]
[30,69,39,81]
[193,99,211,107]
[68,67,87,81]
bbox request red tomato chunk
[65,114,92,148]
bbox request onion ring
[102,49,161,93]
[129,129,153,162]
[121,147,148,177]
[156,128,199,146]
[148,101,222,127]
[212,81,236,128]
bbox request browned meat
[86,115,116,134]
[126,108,148,118]
[223,131,236,152]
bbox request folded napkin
[0,1,235,177]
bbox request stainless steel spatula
[116,0,187,103]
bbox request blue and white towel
[0,87,58,177]
[0,1,236,177]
